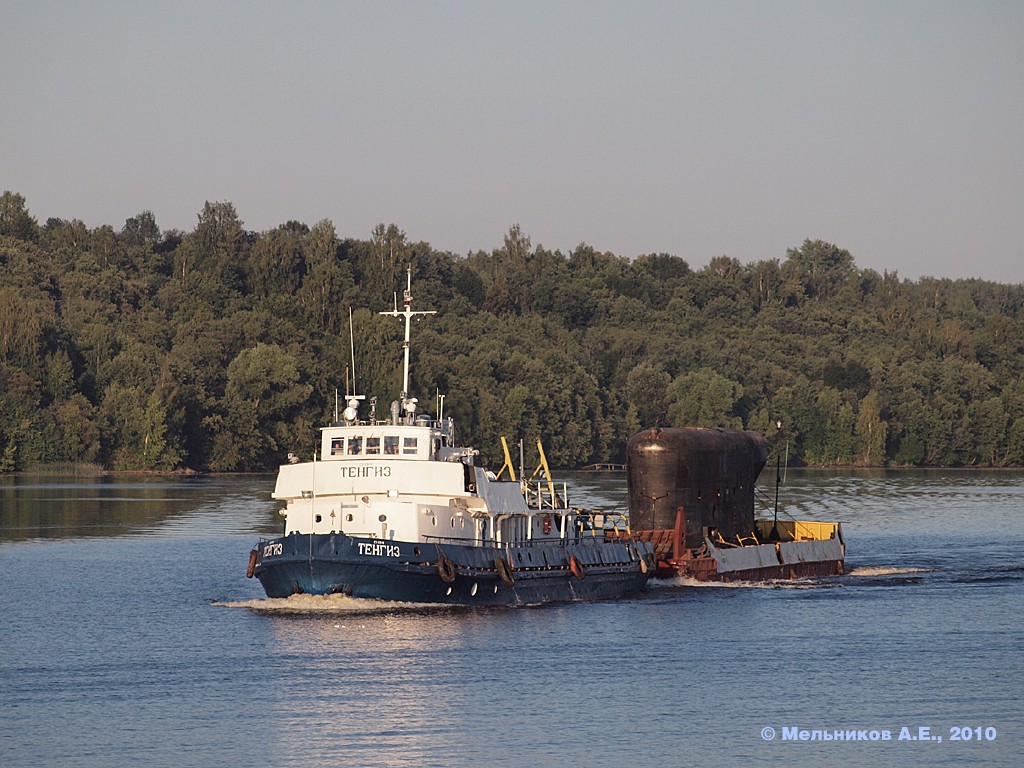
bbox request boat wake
[648,576,828,590]
[846,566,933,577]
[213,593,450,614]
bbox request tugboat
[625,427,845,581]
[246,272,654,605]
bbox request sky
[3,1,1023,283]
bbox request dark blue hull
[249,533,654,606]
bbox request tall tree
[0,191,39,241]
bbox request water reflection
[4,470,1023,768]
[5,467,1024,545]
[0,474,280,541]
[776,468,1024,537]
[254,607,527,768]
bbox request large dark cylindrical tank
[627,427,769,550]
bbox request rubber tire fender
[437,553,457,583]
[496,557,515,587]
[246,549,258,579]
[568,554,586,581]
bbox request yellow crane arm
[496,436,516,481]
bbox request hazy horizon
[4,1,1022,283]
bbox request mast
[379,268,435,414]
[349,306,358,394]
[342,308,365,423]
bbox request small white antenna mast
[342,307,365,423]
[379,267,435,410]
[349,307,357,394]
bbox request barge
[625,427,844,581]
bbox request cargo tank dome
[627,427,769,550]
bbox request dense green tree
[783,239,857,301]
[4,191,1024,471]
[624,361,672,428]
[667,368,745,429]
[122,210,162,248]
[210,343,313,471]
[299,220,355,334]
[248,221,307,298]
[855,391,888,466]
[0,192,39,241]
[51,393,100,463]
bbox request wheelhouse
[321,424,435,461]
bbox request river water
[1,470,1021,767]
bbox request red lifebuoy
[542,515,552,535]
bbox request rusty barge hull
[638,528,845,582]
[658,558,845,582]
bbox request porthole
[450,517,456,528]
[314,514,322,523]
[516,553,523,563]
[470,582,478,596]
[431,516,437,526]
[346,514,353,522]
[413,546,421,556]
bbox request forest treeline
[2,189,1023,472]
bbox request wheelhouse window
[384,436,400,455]
[403,437,418,455]
[347,437,363,455]
[365,437,381,455]
[331,438,345,456]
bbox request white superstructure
[272,270,576,550]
